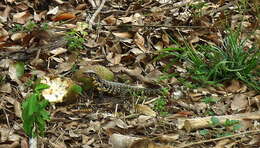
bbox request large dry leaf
[109,134,140,148]
[135,104,156,117]
[112,32,133,39]
[11,32,27,41]
[134,32,146,52]
[1,5,11,22]
[52,13,76,21]
[13,11,31,24]
[3,96,22,118]
[226,80,242,93]
[231,94,248,111]
[0,83,12,93]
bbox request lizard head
[83,70,101,81]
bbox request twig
[2,108,10,128]
[183,111,260,131]
[177,129,260,148]
[96,24,215,29]
[88,0,106,30]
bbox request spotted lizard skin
[84,70,162,96]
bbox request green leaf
[199,129,209,136]
[210,116,220,126]
[233,124,242,131]
[35,83,50,92]
[22,94,39,137]
[38,99,49,109]
[224,119,240,126]
[22,85,50,138]
[202,97,218,104]
[22,94,38,116]
[39,110,50,121]
[36,116,46,136]
[70,84,83,94]
[22,116,35,137]
[15,62,25,78]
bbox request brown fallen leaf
[112,32,133,39]
[13,11,31,24]
[0,83,12,93]
[3,96,22,118]
[231,94,248,111]
[52,13,76,21]
[226,79,242,93]
[134,32,146,52]
[135,104,156,117]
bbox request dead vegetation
[0,0,259,147]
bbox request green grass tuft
[157,30,259,90]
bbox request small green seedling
[209,116,242,137]
[199,129,209,136]
[11,24,24,32]
[153,97,168,116]
[25,21,37,32]
[11,21,49,33]
[65,29,85,50]
[202,97,218,104]
[15,62,25,78]
[22,83,50,138]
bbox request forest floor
[0,0,260,147]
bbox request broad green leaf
[38,98,49,108]
[70,84,83,95]
[210,116,220,126]
[40,110,50,121]
[22,94,38,117]
[224,119,239,126]
[199,129,209,136]
[202,97,218,104]
[35,83,50,92]
[233,124,242,131]
[15,62,25,78]
[36,116,46,136]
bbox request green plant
[65,29,85,50]
[25,21,37,32]
[0,75,4,84]
[153,97,168,116]
[192,31,259,90]
[11,21,48,33]
[204,108,216,116]
[202,97,218,104]
[15,62,25,78]
[210,117,242,136]
[11,24,24,32]
[157,30,260,90]
[199,129,209,136]
[40,22,49,30]
[200,117,242,137]
[22,83,50,138]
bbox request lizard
[83,70,163,96]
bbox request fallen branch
[88,0,106,30]
[177,129,260,148]
[184,111,260,132]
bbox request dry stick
[88,0,107,30]
[97,24,213,29]
[177,129,260,148]
[87,0,97,8]
[183,111,260,132]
